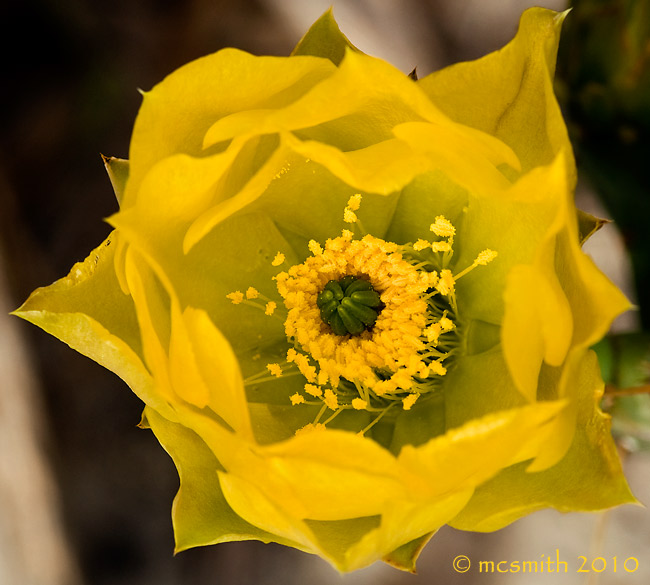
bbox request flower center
[275,231,449,415]
[317,276,383,336]
[227,195,497,435]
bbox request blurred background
[1,0,649,584]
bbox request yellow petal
[181,308,253,437]
[124,49,335,208]
[399,402,565,497]
[502,263,572,402]
[202,48,447,150]
[291,8,360,65]
[234,430,408,521]
[13,234,174,421]
[218,472,320,551]
[502,154,574,401]
[344,492,473,571]
[143,407,284,551]
[419,7,573,174]
[183,139,292,252]
[392,121,518,193]
[283,133,429,196]
[451,352,635,531]
[123,246,175,404]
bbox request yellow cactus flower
[14,7,635,573]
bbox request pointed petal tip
[291,7,359,64]
[102,156,130,206]
[556,7,572,24]
[137,409,150,429]
[381,532,434,573]
[383,559,418,574]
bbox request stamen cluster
[227,203,497,433]
[275,232,445,411]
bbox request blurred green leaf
[595,332,650,451]
[557,0,650,327]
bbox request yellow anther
[425,323,441,343]
[343,208,357,223]
[347,194,362,211]
[290,393,305,405]
[413,239,430,251]
[265,301,277,315]
[295,422,326,436]
[402,393,420,410]
[245,287,259,300]
[439,316,455,331]
[324,389,339,410]
[295,353,317,383]
[429,361,447,376]
[391,370,414,391]
[453,249,498,282]
[435,269,455,295]
[308,240,323,256]
[272,252,285,266]
[427,271,440,287]
[341,229,354,240]
[304,383,323,397]
[317,369,329,386]
[431,241,451,253]
[266,363,282,377]
[430,216,456,238]
[475,248,498,266]
[351,398,368,410]
[226,291,244,304]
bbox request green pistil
[317,276,382,336]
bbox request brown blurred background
[1,1,648,584]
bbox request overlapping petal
[418,7,572,174]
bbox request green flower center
[316,276,382,336]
